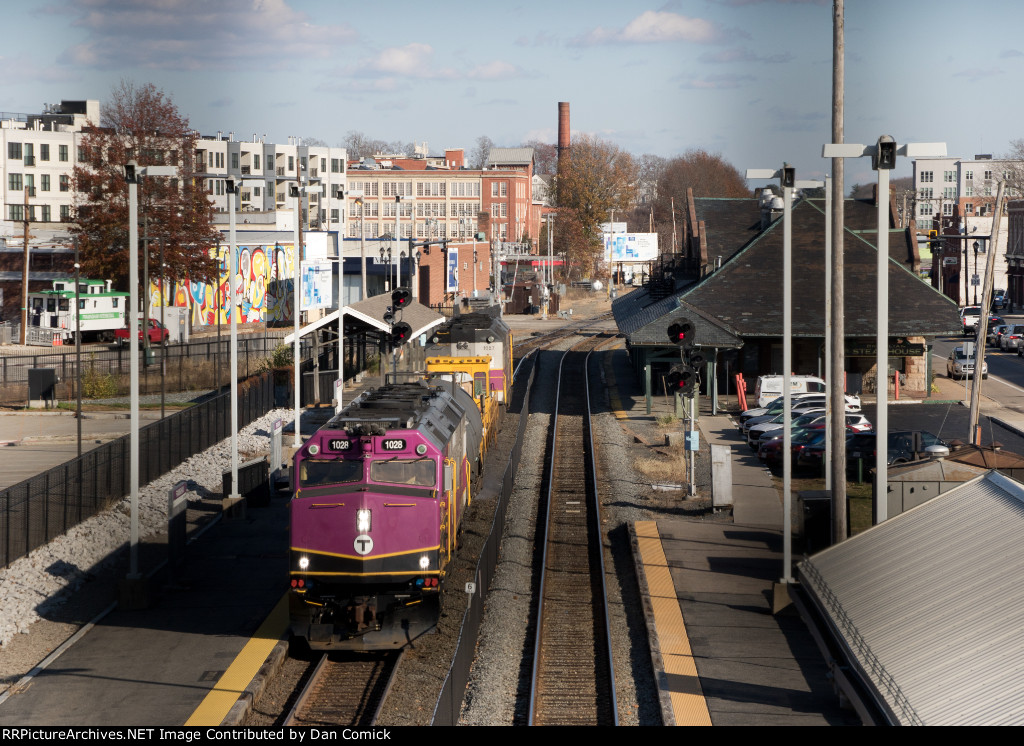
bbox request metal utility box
[28,368,57,407]
[223,457,271,507]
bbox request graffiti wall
[149,242,298,327]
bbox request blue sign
[447,246,459,292]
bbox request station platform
[601,344,859,726]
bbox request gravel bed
[458,342,723,726]
[0,407,294,690]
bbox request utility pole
[830,0,848,543]
[20,187,30,345]
[969,182,1006,443]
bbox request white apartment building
[197,134,348,233]
[1,100,97,241]
[914,155,1017,303]
[2,100,348,240]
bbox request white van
[754,375,827,408]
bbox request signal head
[666,363,696,396]
[667,319,695,348]
[392,287,412,309]
[391,321,413,345]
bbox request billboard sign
[300,259,333,311]
[604,232,659,262]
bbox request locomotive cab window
[370,458,436,487]
[299,459,363,488]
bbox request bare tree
[470,135,495,170]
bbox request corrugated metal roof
[798,471,1024,725]
[486,147,534,166]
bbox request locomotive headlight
[357,509,372,532]
[298,556,310,570]
[415,444,427,456]
[419,555,430,570]
[307,444,320,455]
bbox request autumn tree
[651,149,749,252]
[71,81,220,290]
[551,135,637,280]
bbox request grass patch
[771,469,875,536]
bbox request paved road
[0,410,165,491]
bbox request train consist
[288,306,513,651]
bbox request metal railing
[0,332,298,405]
[0,371,278,569]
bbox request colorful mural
[148,242,298,327]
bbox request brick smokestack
[557,101,570,166]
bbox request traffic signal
[392,287,411,309]
[667,318,695,348]
[391,321,413,345]
[781,163,795,189]
[666,364,696,396]
[875,135,897,170]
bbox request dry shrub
[633,453,686,483]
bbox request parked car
[746,408,827,448]
[756,412,873,450]
[115,318,169,346]
[946,346,988,379]
[738,392,861,430]
[993,289,1007,311]
[1001,325,1024,351]
[846,431,949,468]
[960,306,982,335]
[759,430,827,467]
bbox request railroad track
[513,310,616,360]
[528,335,618,726]
[284,652,401,727]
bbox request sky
[4,0,1024,190]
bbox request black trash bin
[798,490,833,554]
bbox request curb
[991,417,1024,439]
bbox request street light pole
[823,138,946,526]
[123,160,177,589]
[746,166,823,584]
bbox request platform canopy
[283,294,445,344]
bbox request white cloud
[57,0,355,71]
[349,44,522,83]
[572,11,723,46]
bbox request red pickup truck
[115,318,169,346]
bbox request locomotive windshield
[298,458,363,488]
[370,458,436,487]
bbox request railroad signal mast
[667,317,700,495]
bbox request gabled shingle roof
[611,291,742,348]
[680,199,959,337]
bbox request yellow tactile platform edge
[634,521,712,726]
[185,593,289,726]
